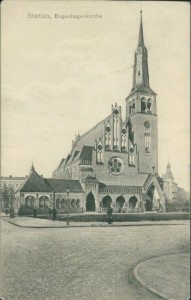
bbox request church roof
[20,168,53,193]
[45,179,83,193]
[80,146,93,162]
[19,166,83,193]
[128,86,157,97]
[71,150,80,163]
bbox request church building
[52,11,165,213]
[14,12,165,215]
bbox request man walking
[52,207,57,221]
[107,204,113,224]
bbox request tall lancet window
[129,148,135,165]
[141,97,146,112]
[144,121,151,152]
[105,123,111,150]
[144,132,150,152]
[97,140,103,163]
[113,106,119,150]
[121,126,127,151]
[132,102,135,113]
[147,99,152,113]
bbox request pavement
[1,215,189,228]
[1,216,190,300]
[134,252,190,300]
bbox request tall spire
[138,10,144,47]
[129,11,156,96]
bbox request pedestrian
[52,207,57,221]
[107,204,113,224]
[48,207,52,218]
[33,208,37,218]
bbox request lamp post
[66,185,71,226]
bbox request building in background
[163,162,190,211]
[1,176,26,192]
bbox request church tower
[126,11,158,174]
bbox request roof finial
[31,159,34,171]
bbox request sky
[1,1,190,192]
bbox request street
[0,220,190,300]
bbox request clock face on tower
[108,157,124,175]
[144,121,150,129]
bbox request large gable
[20,168,53,193]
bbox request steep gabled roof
[53,158,65,173]
[45,179,83,193]
[20,168,53,193]
[71,150,80,163]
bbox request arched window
[76,199,80,208]
[71,199,76,208]
[56,199,60,208]
[147,99,152,112]
[116,196,125,209]
[105,123,111,150]
[132,103,135,113]
[129,196,138,209]
[97,141,103,163]
[141,98,146,112]
[102,196,112,208]
[129,148,135,165]
[144,132,151,152]
[25,196,35,207]
[61,199,66,208]
[39,196,49,208]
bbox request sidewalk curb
[133,252,189,300]
[1,218,188,229]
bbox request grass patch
[34,212,190,222]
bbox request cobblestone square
[1,221,190,300]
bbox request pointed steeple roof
[164,161,174,180]
[138,10,144,47]
[20,167,53,192]
[128,11,156,96]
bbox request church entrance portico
[145,185,154,211]
[86,192,95,212]
[145,183,163,211]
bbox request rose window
[106,126,111,133]
[108,157,124,175]
[122,128,126,134]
